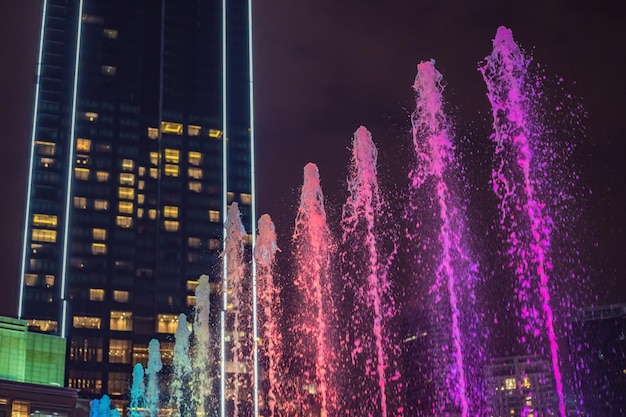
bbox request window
[132,344,149,367]
[24,274,37,286]
[92,228,107,240]
[164,205,178,218]
[137,194,145,204]
[161,121,183,135]
[110,311,133,331]
[73,316,101,329]
[82,14,103,24]
[11,401,29,417]
[187,295,196,306]
[45,274,55,286]
[36,140,56,155]
[504,378,517,390]
[188,237,201,248]
[33,213,57,227]
[32,229,57,242]
[241,193,253,205]
[188,151,202,165]
[164,220,179,232]
[119,173,135,185]
[118,187,134,200]
[138,180,145,190]
[188,167,203,179]
[74,196,87,209]
[82,112,98,122]
[91,243,107,255]
[209,239,221,250]
[102,65,116,76]
[103,28,118,39]
[28,319,57,332]
[116,216,132,228]
[208,129,223,139]
[108,372,130,396]
[227,191,235,202]
[164,148,180,163]
[121,159,134,171]
[94,199,109,210]
[189,181,202,192]
[157,314,178,334]
[138,166,146,176]
[150,168,159,179]
[96,171,110,182]
[137,208,144,218]
[209,210,220,223]
[113,290,129,303]
[148,209,157,220]
[188,125,201,136]
[76,138,91,152]
[147,127,159,139]
[150,152,159,165]
[75,167,90,180]
[165,164,179,177]
[109,340,131,364]
[186,280,199,291]
[89,288,104,301]
[118,201,133,214]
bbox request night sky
[1,0,625,318]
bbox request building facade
[18,0,254,408]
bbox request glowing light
[220,1,228,415]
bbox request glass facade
[18,0,254,403]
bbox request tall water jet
[129,364,146,417]
[339,126,399,416]
[480,26,565,417]
[409,60,481,416]
[254,214,281,417]
[146,339,162,417]
[290,163,336,417]
[170,313,191,415]
[192,274,215,414]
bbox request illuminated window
[110,311,133,331]
[73,316,101,329]
[164,220,179,232]
[208,239,221,250]
[36,140,56,155]
[187,296,196,306]
[186,280,199,291]
[96,171,110,182]
[504,378,517,390]
[137,208,144,218]
[109,339,131,364]
[164,205,179,218]
[138,166,146,176]
[76,155,89,165]
[165,164,179,177]
[82,14,103,24]
[157,314,178,334]
[147,127,159,139]
[188,167,202,179]
[189,181,202,192]
[74,196,87,209]
[227,191,235,202]
[92,228,107,240]
[33,213,58,227]
[240,193,252,205]
[150,168,159,179]
[113,290,129,303]
[244,234,253,245]
[208,128,223,139]
[188,125,201,136]
[118,187,134,200]
[24,274,37,286]
[522,377,531,389]
[95,199,109,210]
[103,28,118,39]
[121,159,134,171]
[150,152,159,165]
[82,112,99,122]
[118,201,133,214]
[32,229,57,242]
[119,173,135,186]
[132,344,148,367]
[39,157,55,168]
[91,243,107,255]
[45,274,54,286]
[116,216,133,228]
[188,151,202,166]
[138,180,145,190]
[28,319,57,332]
[161,121,183,135]
[75,167,90,180]
[208,210,220,223]
[148,209,157,220]
[76,138,91,152]
[89,288,105,301]
[188,237,201,248]
[102,65,116,76]
[164,148,180,163]
[137,194,145,204]
[12,401,29,417]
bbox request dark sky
[1,0,625,317]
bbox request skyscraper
[17,0,254,407]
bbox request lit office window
[82,112,99,122]
[157,314,178,334]
[132,344,148,367]
[161,121,183,135]
[94,199,109,210]
[103,28,118,39]
[164,206,179,218]
[73,316,101,329]
[109,339,131,364]
[92,228,107,240]
[121,159,134,171]
[74,167,90,180]
[33,214,58,227]
[76,155,89,165]
[116,216,133,228]
[148,209,157,220]
[89,288,105,301]
[164,220,179,232]
[208,129,223,139]
[165,164,179,177]
[208,210,220,223]
[113,290,129,303]
[24,274,37,286]
[188,167,202,179]
[74,196,87,209]
[150,168,159,179]
[110,311,133,331]
[186,280,199,291]
[36,140,56,156]
[45,274,55,286]
[188,237,201,248]
[138,166,146,176]
[189,181,202,192]
[91,243,107,255]
[28,319,57,332]
[118,187,134,200]
[188,151,202,166]
[137,194,145,204]
[76,138,91,152]
[12,401,29,417]
[150,152,159,165]
[101,65,116,76]
[147,127,159,139]
[187,125,201,136]
[240,193,253,205]
[187,296,196,306]
[164,149,180,163]
[96,171,110,182]
[119,173,135,186]
[32,229,57,243]
[118,201,134,214]
[138,180,145,190]
[244,234,253,246]
[208,239,221,250]
[137,208,144,219]
[227,191,235,202]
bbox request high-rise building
[17,0,254,407]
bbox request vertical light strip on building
[248,0,259,416]
[18,0,49,319]
[220,0,228,415]
[59,0,85,338]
